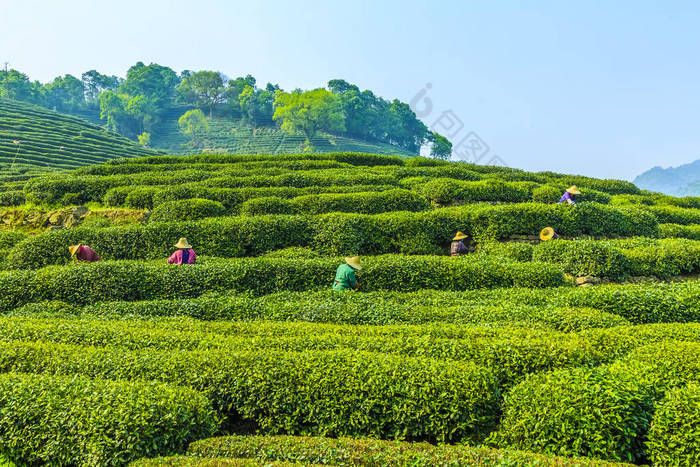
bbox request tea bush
[647,384,700,466]
[150,198,227,222]
[0,372,217,466]
[493,341,700,463]
[0,256,565,309]
[175,434,628,466]
[0,341,500,443]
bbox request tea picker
[558,185,581,206]
[333,256,361,291]
[450,231,475,256]
[168,237,197,265]
[68,244,101,263]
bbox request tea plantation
[0,99,161,171]
[0,151,698,466]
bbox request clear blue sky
[2,0,700,180]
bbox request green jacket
[332,263,357,291]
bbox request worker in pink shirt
[168,237,197,265]
[68,244,101,263]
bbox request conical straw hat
[174,238,192,249]
[453,231,468,241]
[540,227,556,241]
[345,256,362,270]
[68,244,81,256]
[566,185,581,195]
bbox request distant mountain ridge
[633,158,700,196]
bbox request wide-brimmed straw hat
[68,244,81,256]
[174,237,192,249]
[345,256,362,270]
[540,227,557,241]
[566,185,581,195]
[453,231,468,241]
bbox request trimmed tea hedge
[170,434,630,466]
[150,198,227,222]
[0,372,217,466]
[7,203,658,269]
[239,189,430,216]
[0,256,565,310]
[647,383,700,466]
[492,341,700,463]
[0,341,500,443]
[0,317,601,386]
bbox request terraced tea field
[0,99,161,171]
[0,152,698,466]
[151,108,418,156]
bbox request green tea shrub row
[0,231,27,249]
[531,185,611,204]
[492,341,700,463]
[565,280,700,323]
[0,256,565,309]
[107,184,397,210]
[105,151,405,167]
[531,238,700,279]
[0,190,25,206]
[644,205,700,225]
[0,317,599,386]
[239,189,430,216]
[659,223,700,240]
[150,198,227,222]
[419,178,532,203]
[0,341,500,443]
[15,281,699,326]
[0,372,217,466]
[24,169,223,203]
[173,434,626,467]
[77,159,351,176]
[647,383,700,466]
[7,203,658,269]
[69,292,627,330]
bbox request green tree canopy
[82,70,121,105]
[44,75,85,112]
[273,89,346,148]
[429,132,453,160]
[239,84,275,127]
[177,71,226,117]
[178,109,209,146]
[0,70,41,102]
[119,62,179,110]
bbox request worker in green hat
[333,256,361,291]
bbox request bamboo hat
[174,238,192,249]
[566,185,581,195]
[345,256,362,270]
[68,244,81,256]
[540,227,556,241]
[453,231,468,241]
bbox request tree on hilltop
[177,71,227,118]
[273,89,345,150]
[429,132,452,160]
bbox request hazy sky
[2,0,700,180]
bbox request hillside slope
[0,99,161,171]
[0,152,699,465]
[150,108,417,157]
[634,158,700,195]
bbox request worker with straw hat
[167,237,197,265]
[540,227,559,241]
[558,185,581,206]
[450,231,474,256]
[333,256,361,291]
[68,244,101,263]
